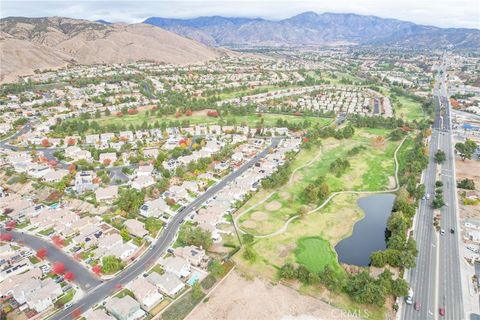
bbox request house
[231,152,244,162]
[131,175,155,190]
[84,308,115,320]
[143,148,159,158]
[105,295,144,320]
[146,271,185,297]
[124,219,148,238]
[85,134,100,144]
[95,186,118,202]
[139,198,170,218]
[25,278,63,312]
[74,171,97,193]
[159,256,191,278]
[99,153,117,165]
[42,169,69,183]
[128,278,163,310]
[100,133,115,143]
[136,164,154,177]
[174,245,208,267]
[167,185,189,202]
[93,234,137,261]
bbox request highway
[402,96,440,320]
[437,60,465,319]
[402,57,464,320]
[47,137,282,320]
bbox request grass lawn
[294,237,340,274]
[396,136,414,177]
[54,289,75,308]
[393,95,426,121]
[234,193,362,280]
[237,128,400,235]
[71,108,332,134]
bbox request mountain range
[0,17,223,83]
[144,12,480,49]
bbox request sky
[1,0,479,29]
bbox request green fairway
[294,237,340,273]
[394,95,426,121]
[74,108,332,133]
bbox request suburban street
[0,228,101,291]
[402,58,465,320]
[46,137,282,320]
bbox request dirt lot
[187,271,359,320]
[455,157,480,219]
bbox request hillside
[0,17,223,82]
[144,12,480,49]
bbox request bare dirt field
[455,157,480,219]
[187,271,359,320]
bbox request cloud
[1,0,479,29]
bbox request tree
[191,282,204,301]
[297,206,308,219]
[36,248,48,260]
[116,188,145,214]
[391,278,409,297]
[92,264,102,276]
[0,233,13,241]
[177,224,213,249]
[52,235,64,247]
[102,256,124,274]
[242,245,257,262]
[242,233,254,245]
[278,263,297,279]
[434,150,446,163]
[41,138,50,147]
[458,178,475,190]
[52,262,65,275]
[208,260,224,278]
[64,271,75,281]
[456,139,478,160]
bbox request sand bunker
[251,211,268,221]
[242,220,257,229]
[265,200,282,211]
[279,191,291,200]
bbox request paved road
[402,99,440,320]
[402,57,465,320]
[0,229,101,291]
[48,137,282,320]
[437,60,465,320]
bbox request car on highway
[426,193,431,200]
[440,229,445,235]
[406,288,414,305]
[414,301,421,311]
[439,308,445,316]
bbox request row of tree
[278,263,408,307]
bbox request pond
[334,193,396,266]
